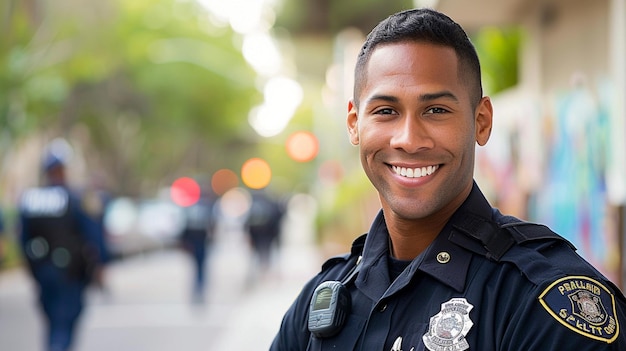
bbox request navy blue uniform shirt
[270,183,626,350]
[19,185,105,281]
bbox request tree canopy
[2,0,260,195]
[1,0,520,201]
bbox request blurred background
[1,0,625,350]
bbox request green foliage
[1,0,260,196]
[1,0,522,207]
[472,26,523,95]
[0,207,21,270]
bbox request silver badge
[423,297,473,351]
[389,336,415,351]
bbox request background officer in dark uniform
[18,144,106,351]
[0,206,6,266]
[178,187,217,303]
[244,190,285,284]
[270,8,626,351]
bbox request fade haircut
[353,8,483,108]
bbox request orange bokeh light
[241,158,272,189]
[211,168,239,196]
[286,131,319,162]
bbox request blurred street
[0,199,324,351]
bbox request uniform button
[436,251,451,264]
[378,303,387,312]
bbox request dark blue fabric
[34,263,86,351]
[179,195,217,299]
[270,182,626,351]
[19,185,104,351]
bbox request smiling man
[270,8,626,351]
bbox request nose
[389,116,434,153]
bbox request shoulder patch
[538,275,619,343]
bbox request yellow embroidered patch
[539,276,619,343]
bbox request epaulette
[449,212,571,263]
[451,212,624,343]
[449,212,580,287]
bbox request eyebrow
[365,91,459,105]
[419,91,459,102]
[365,94,399,104]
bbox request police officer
[270,8,626,351]
[244,190,285,282]
[0,207,6,266]
[179,188,217,303]
[19,142,106,351]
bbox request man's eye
[374,108,395,115]
[426,107,449,114]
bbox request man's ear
[347,100,360,145]
[475,96,493,146]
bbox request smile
[392,165,439,178]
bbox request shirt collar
[356,182,494,298]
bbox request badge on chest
[422,297,474,351]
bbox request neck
[386,215,448,260]
[384,189,470,261]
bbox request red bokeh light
[170,177,201,207]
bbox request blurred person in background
[81,172,113,292]
[0,206,6,266]
[178,187,218,303]
[270,8,626,351]
[18,140,108,351]
[244,189,285,285]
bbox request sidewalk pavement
[0,196,326,351]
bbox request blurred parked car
[103,197,185,258]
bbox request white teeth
[393,165,439,178]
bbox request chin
[386,202,437,221]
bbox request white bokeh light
[248,76,303,137]
[197,0,300,137]
[197,0,276,34]
[242,32,283,77]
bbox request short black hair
[353,8,482,108]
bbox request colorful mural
[478,81,620,282]
[531,84,618,278]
